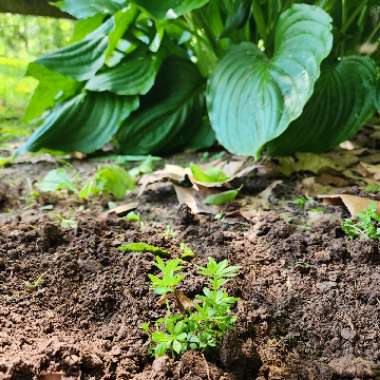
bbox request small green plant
[364,183,380,194]
[37,168,77,193]
[162,225,177,239]
[144,257,239,358]
[179,242,196,260]
[342,203,380,240]
[124,211,141,222]
[292,196,308,209]
[118,242,171,258]
[80,165,135,200]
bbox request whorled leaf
[207,4,333,157]
[133,0,209,18]
[116,57,208,154]
[86,54,159,95]
[55,0,126,19]
[267,56,378,155]
[19,92,139,154]
[35,19,114,81]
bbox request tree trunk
[0,0,73,18]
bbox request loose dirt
[1,158,380,380]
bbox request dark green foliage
[21,0,380,157]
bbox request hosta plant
[20,0,380,158]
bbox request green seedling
[143,256,239,358]
[162,225,176,239]
[25,274,44,292]
[37,168,77,193]
[118,242,171,258]
[149,257,185,295]
[292,196,308,209]
[124,211,141,222]
[204,186,242,206]
[342,203,380,240]
[189,163,230,184]
[129,156,159,177]
[80,165,135,200]
[179,242,196,260]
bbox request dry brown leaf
[358,162,380,180]
[298,177,336,197]
[276,151,359,176]
[104,202,138,217]
[239,180,283,218]
[174,185,217,214]
[319,194,380,217]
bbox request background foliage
[4,1,380,157]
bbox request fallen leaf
[276,152,359,176]
[104,202,138,216]
[138,164,187,195]
[319,194,380,217]
[239,180,283,218]
[298,177,336,197]
[174,186,217,214]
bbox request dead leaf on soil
[174,185,217,214]
[298,177,336,197]
[319,194,380,217]
[103,202,138,217]
[276,152,359,176]
[239,180,283,220]
[139,158,263,194]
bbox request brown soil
[1,160,380,380]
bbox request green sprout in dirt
[143,257,240,358]
[80,165,135,200]
[292,196,308,209]
[342,203,380,240]
[124,211,141,222]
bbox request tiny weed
[124,211,141,222]
[80,165,135,200]
[162,225,177,239]
[25,274,45,292]
[118,242,171,258]
[292,196,308,209]
[342,203,380,240]
[144,257,239,358]
[179,242,196,259]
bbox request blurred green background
[0,14,73,144]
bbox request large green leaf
[56,0,126,19]
[35,19,113,81]
[133,0,209,18]
[86,55,159,95]
[105,5,138,60]
[207,4,333,158]
[24,63,80,122]
[267,56,378,155]
[19,92,139,154]
[116,57,206,154]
